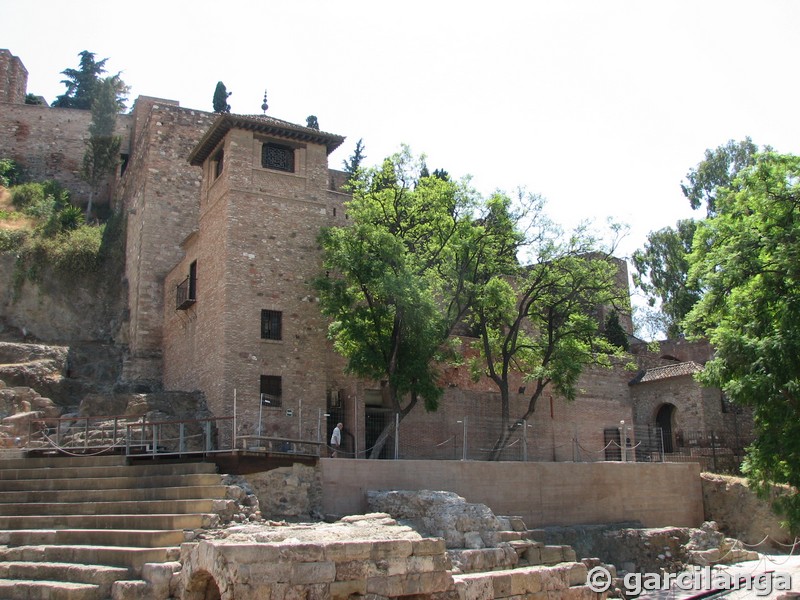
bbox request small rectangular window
[260,375,282,407]
[214,149,224,179]
[261,309,282,340]
[262,143,294,172]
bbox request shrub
[11,181,71,220]
[0,229,28,252]
[0,159,22,187]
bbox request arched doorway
[655,403,676,453]
[184,571,222,600]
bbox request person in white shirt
[330,422,343,457]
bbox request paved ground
[639,554,800,599]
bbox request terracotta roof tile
[629,361,704,385]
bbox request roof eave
[188,114,345,166]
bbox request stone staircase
[0,454,228,599]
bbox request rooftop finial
[261,90,268,114]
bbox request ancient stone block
[290,561,335,585]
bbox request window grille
[262,143,294,172]
[261,309,282,340]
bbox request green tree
[631,219,699,338]
[342,138,366,180]
[212,81,231,113]
[470,207,627,459]
[604,310,629,351]
[681,137,762,215]
[632,139,765,338]
[0,159,23,187]
[81,77,121,217]
[24,93,44,106]
[684,151,800,533]
[53,51,128,111]
[315,147,510,458]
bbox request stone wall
[701,472,792,549]
[162,119,348,434]
[0,247,126,346]
[321,459,704,529]
[119,100,215,386]
[0,101,131,207]
[244,463,322,520]
[0,50,28,104]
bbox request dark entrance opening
[656,403,676,453]
[603,428,622,461]
[364,407,393,459]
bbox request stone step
[0,578,101,600]
[1,528,187,548]
[0,472,222,492]
[0,545,179,575]
[0,460,218,481]
[0,512,216,531]
[0,561,131,598]
[0,483,228,504]
[0,455,128,470]
[0,497,217,516]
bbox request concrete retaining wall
[321,459,703,529]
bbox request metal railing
[23,414,238,457]
[175,276,196,310]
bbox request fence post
[461,417,468,461]
[620,421,627,463]
[179,422,186,454]
[711,430,717,472]
[522,420,528,462]
[394,412,399,460]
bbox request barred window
[262,143,294,172]
[261,309,282,340]
[260,375,282,407]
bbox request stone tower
[162,114,347,439]
[0,49,28,104]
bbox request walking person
[330,422,343,457]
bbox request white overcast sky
[3,0,799,265]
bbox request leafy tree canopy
[315,146,515,457]
[81,77,122,216]
[684,150,800,533]
[469,207,628,458]
[53,51,128,111]
[681,137,763,215]
[342,139,366,180]
[631,219,700,338]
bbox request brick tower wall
[0,49,28,104]
[118,101,216,385]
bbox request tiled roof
[188,113,345,165]
[629,361,704,385]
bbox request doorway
[655,403,676,453]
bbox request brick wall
[0,49,27,104]
[0,102,131,206]
[163,121,349,439]
[119,101,215,385]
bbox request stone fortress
[0,48,751,466]
[0,48,787,600]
